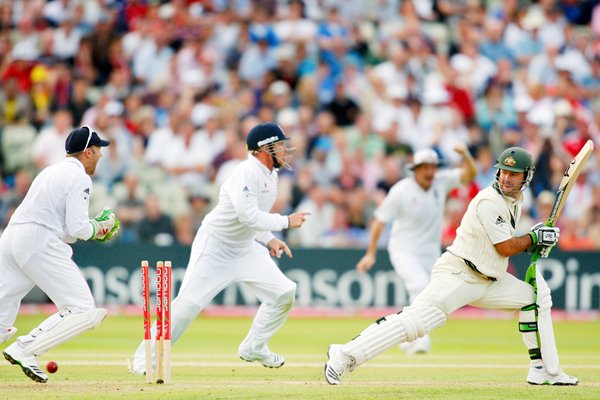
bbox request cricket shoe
[127,358,146,376]
[239,349,285,368]
[527,365,578,385]
[324,344,355,385]
[399,335,431,355]
[3,341,48,383]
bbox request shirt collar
[249,153,274,176]
[65,156,85,171]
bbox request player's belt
[463,258,497,282]
[447,251,497,282]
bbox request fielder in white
[1,126,120,383]
[356,145,476,354]
[325,147,578,386]
[132,122,309,373]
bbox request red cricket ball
[46,361,58,374]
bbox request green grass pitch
[1,312,599,399]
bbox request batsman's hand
[288,211,311,229]
[539,244,556,258]
[89,208,120,242]
[267,238,292,258]
[529,223,560,246]
[356,253,376,273]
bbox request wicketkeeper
[0,126,120,383]
[325,147,578,386]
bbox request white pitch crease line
[1,361,597,369]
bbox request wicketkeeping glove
[89,208,120,242]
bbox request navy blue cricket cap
[65,126,110,154]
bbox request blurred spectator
[0,0,597,250]
[325,81,360,127]
[67,76,93,126]
[52,16,82,64]
[0,77,32,125]
[162,118,213,191]
[137,195,175,246]
[1,113,36,176]
[584,183,600,249]
[188,190,211,233]
[31,107,73,169]
[113,173,146,243]
[0,169,32,228]
[289,183,336,247]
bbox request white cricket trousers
[0,223,95,334]
[388,249,437,304]
[134,228,296,365]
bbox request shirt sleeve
[64,174,94,241]
[477,199,513,244]
[230,168,288,231]
[255,231,276,245]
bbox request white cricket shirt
[374,169,461,258]
[447,186,522,279]
[201,155,288,250]
[9,157,94,243]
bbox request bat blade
[546,140,594,227]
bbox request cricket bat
[525,139,594,374]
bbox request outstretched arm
[454,144,477,184]
[356,219,385,272]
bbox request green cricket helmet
[494,147,535,192]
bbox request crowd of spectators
[0,0,599,251]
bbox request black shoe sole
[3,351,48,383]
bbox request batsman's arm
[356,218,385,272]
[495,223,560,258]
[494,234,535,257]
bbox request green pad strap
[519,322,538,332]
[521,303,538,311]
[528,348,542,360]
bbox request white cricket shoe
[127,358,146,376]
[3,341,48,383]
[324,344,355,385]
[527,364,578,385]
[239,349,285,368]
[399,335,431,355]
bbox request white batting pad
[536,270,560,375]
[25,309,106,356]
[344,306,446,366]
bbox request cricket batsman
[325,147,578,386]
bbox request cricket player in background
[131,122,309,373]
[356,145,477,354]
[0,126,120,383]
[325,147,578,386]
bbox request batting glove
[539,243,556,258]
[529,223,560,247]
